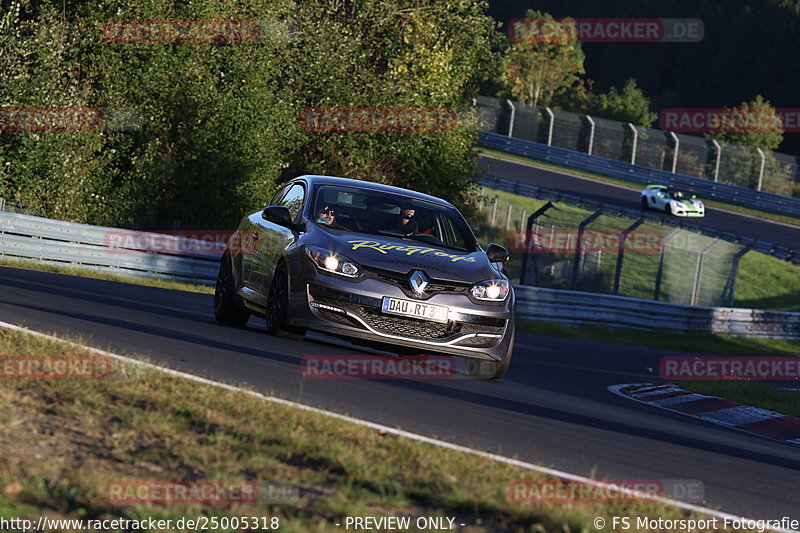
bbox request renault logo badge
[408,270,429,294]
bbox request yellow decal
[347,240,476,263]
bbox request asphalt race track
[479,155,800,251]
[2,266,799,521]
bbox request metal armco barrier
[478,132,800,219]
[515,285,800,339]
[477,174,799,265]
[0,212,219,284]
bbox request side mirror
[262,206,295,228]
[486,243,510,262]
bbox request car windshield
[667,190,686,199]
[311,185,477,252]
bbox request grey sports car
[214,175,515,379]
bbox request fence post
[571,210,603,290]
[627,123,638,165]
[520,202,555,286]
[478,187,484,210]
[505,203,513,230]
[711,139,721,181]
[756,147,766,191]
[669,131,679,173]
[490,197,498,226]
[586,115,596,155]
[653,229,683,301]
[691,240,720,306]
[722,242,756,306]
[545,107,555,146]
[0,198,5,212]
[519,209,527,231]
[506,99,516,138]
[612,219,645,295]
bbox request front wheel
[265,262,307,339]
[214,254,250,326]
[466,337,514,380]
[641,197,649,210]
[664,202,673,215]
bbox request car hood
[674,198,703,209]
[305,225,501,282]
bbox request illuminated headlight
[470,279,510,301]
[305,247,362,278]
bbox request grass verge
[0,258,213,295]
[474,187,800,312]
[0,327,736,532]
[517,319,800,357]
[677,381,800,418]
[479,148,800,228]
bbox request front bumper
[673,204,705,217]
[287,269,514,362]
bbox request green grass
[0,258,214,294]
[517,319,800,357]
[678,381,800,418]
[734,253,800,312]
[480,147,800,228]
[0,328,738,532]
[475,187,800,312]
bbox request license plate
[381,297,449,323]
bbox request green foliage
[704,95,784,151]
[499,10,585,108]
[585,79,657,127]
[553,78,656,127]
[0,0,496,228]
[497,11,655,127]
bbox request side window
[277,183,306,221]
[269,184,291,206]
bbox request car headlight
[470,279,510,302]
[305,247,363,278]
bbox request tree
[500,10,585,108]
[704,95,784,150]
[553,78,656,127]
[588,79,657,127]
[705,96,790,191]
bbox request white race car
[640,184,705,217]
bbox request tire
[664,202,673,215]
[641,197,649,210]
[466,337,514,380]
[490,336,514,379]
[214,254,250,326]
[265,262,307,339]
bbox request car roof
[291,175,456,208]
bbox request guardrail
[479,132,800,219]
[0,212,219,285]
[515,285,800,339]
[477,173,799,265]
[3,212,795,338]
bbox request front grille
[357,305,462,339]
[310,288,506,344]
[364,267,469,299]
